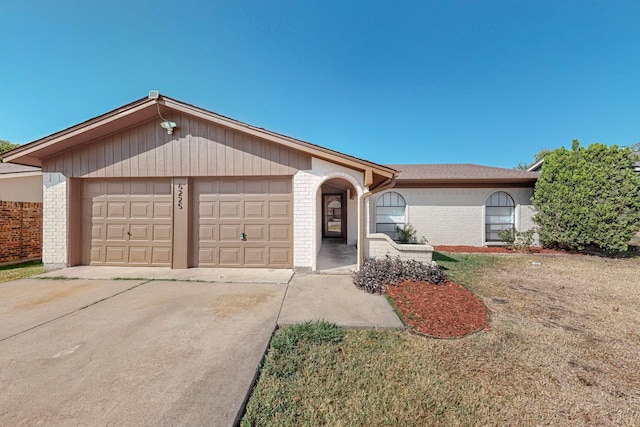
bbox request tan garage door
[82,180,173,266]
[194,178,292,268]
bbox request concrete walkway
[278,272,403,329]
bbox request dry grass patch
[243,254,640,426]
[473,254,640,424]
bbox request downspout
[357,175,397,268]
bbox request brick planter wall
[0,201,43,264]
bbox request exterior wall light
[160,121,177,134]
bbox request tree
[514,148,554,170]
[0,140,19,161]
[532,140,640,253]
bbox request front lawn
[0,261,45,284]
[242,253,640,426]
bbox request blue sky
[2,1,639,168]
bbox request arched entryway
[316,177,361,272]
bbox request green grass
[433,251,498,288]
[0,261,45,283]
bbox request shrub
[498,228,536,252]
[394,224,418,243]
[532,140,640,253]
[352,255,445,295]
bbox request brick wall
[371,187,537,246]
[0,201,43,264]
[365,233,433,264]
[293,158,365,271]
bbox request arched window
[376,192,406,237]
[485,191,515,242]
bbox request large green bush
[532,140,640,253]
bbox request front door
[322,193,345,240]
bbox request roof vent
[148,90,160,99]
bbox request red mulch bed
[386,280,489,338]
[433,245,564,254]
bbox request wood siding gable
[43,113,311,177]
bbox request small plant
[394,223,422,244]
[498,228,536,252]
[352,255,445,295]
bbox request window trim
[485,191,515,243]
[375,191,406,236]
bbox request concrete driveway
[0,278,287,427]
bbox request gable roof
[2,94,396,188]
[0,163,41,175]
[387,163,539,186]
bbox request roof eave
[394,177,538,188]
[2,97,156,167]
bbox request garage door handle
[127,231,132,237]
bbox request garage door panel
[193,177,292,268]
[269,248,291,265]
[129,224,150,240]
[269,179,291,194]
[91,224,104,239]
[220,224,241,241]
[219,247,241,266]
[128,247,150,264]
[90,247,103,263]
[219,201,241,219]
[106,224,127,240]
[107,181,126,194]
[199,248,216,265]
[106,246,127,263]
[269,201,291,219]
[153,181,172,194]
[107,202,127,218]
[92,201,105,218]
[199,201,217,218]
[152,247,171,264]
[244,248,266,265]
[245,224,265,241]
[85,181,103,196]
[199,225,216,241]
[153,202,172,218]
[82,179,172,266]
[220,180,241,194]
[269,224,291,242]
[244,201,266,218]
[130,202,150,218]
[244,179,266,194]
[153,224,172,241]
[130,181,148,195]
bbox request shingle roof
[386,164,539,182]
[0,163,41,174]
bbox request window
[485,191,515,242]
[376,192,406,237]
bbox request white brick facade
[42,172,68,268]
[365,233,433,263]
[371,187,536,247]
[293,158,364,271]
